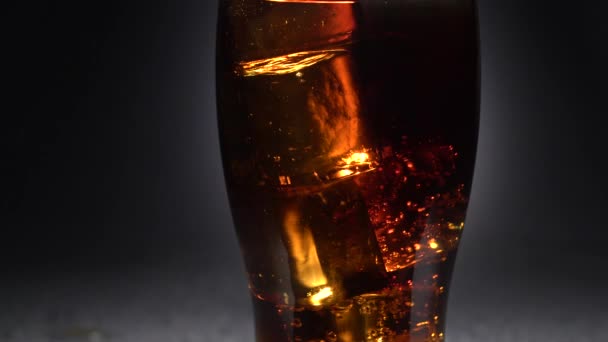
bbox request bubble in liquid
[291,318,303,328]
[359,305,372,315]
[380,327,396,338]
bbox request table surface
[2,269,606,342]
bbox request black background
[2,0,607,341]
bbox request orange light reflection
[342,151,369,165]
[238,49,345,77]
[283,205,328,289]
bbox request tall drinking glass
[216,0,478,341]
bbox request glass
[216,0,479,341]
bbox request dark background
[2,0,607,341]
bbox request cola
[217,1,478,340]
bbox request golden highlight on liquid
[237,49,347,77]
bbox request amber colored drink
[217,0,478,341]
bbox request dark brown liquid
[217,1,478,341]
